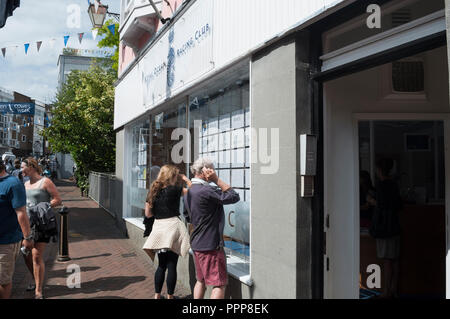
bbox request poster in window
[219,169,230,185]
[202,136,208,153]
[208,119,219,136]
[208,134,218,152]
[232,109,244,128]
[231,148,245,168]
[231,169,245,188]
[219,114,231,132]
[219,150,231,169]
[219,131,230,150]
[232,128,245,149]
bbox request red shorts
[194,249,228,287]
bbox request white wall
[114,0,346,129]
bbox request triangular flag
[78,33,84,44]
[49,38,56,48]
[107,24,116,36]
[24,43,30,55]
[36,41,42,52]
[94,0,99,13]
[64,35,70,47]
[1,48,5,58]
[92,29,98,41]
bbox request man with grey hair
[185,157,240,299]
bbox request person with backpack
[20,157,62,299]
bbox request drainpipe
[148,0,170,24]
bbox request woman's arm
[145,202,153,218]
[44,178,62,207]
[180,174,192,195]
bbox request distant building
[57,53,98,90]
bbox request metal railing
[88,171,121,218]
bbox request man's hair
[0,159,5,173]
[191,157,215,175]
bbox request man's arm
[203,168,240,205]
[15,206,33,250]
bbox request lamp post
[88,0,120,29]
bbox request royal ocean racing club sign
[0,102,35,115]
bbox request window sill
[125,218,253,287]
[124,217,145,230]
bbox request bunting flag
[92,29,98,41]
[107,24,116,36]
[78,33,84,44]
[10,46,17,56]
[24,43,30,55]
[1,48,5,58]
[36,41,42,52]
[63,35,70,47]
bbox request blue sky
[0,0,120,103]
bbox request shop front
[317,0,450,299]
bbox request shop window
[189,82,250,264]
[150,103,187,178]
[127,118,151,218]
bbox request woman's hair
[14,159,20,169]
[23,157,42,175]
[146,165,182,209]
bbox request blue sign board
[0,103,35,115]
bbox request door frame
[349,112,450,298]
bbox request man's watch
[23,235,33,241]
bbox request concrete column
[251,37,299,298]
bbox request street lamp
[88,1,120,29]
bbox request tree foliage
[97,19,120,72]
[42,65,116,192]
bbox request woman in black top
[142,165,191,299]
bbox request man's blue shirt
[0,174,27,244]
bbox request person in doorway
[0,159,33,299]
[20,158,62,299]
[186,158,240,299]
[369,158,402,299]
[142,165,191,299]
[360,170,376,228]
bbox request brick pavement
[11,180,192,299]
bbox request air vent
[391,9,411,27]
[392,60,424,93]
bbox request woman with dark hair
[370,158,402,298]
[142,165,191,299]
[20,157,62,299]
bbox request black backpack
[28,202,58,241]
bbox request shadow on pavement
[44,276,147,298]
[46,266,101,280]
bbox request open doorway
[358,120,446,299]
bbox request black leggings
[154,251,179,295]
